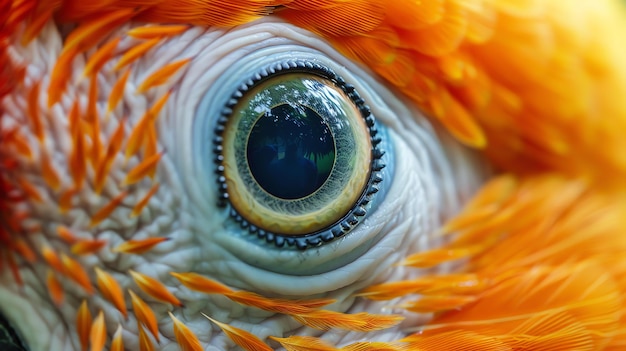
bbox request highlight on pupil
[246,103,335,200]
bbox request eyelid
[193,59,393,274]
[128,19,487,290]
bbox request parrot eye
[215,60,386,250]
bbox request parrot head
[1,1,626,350]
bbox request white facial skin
[0,18,489,350]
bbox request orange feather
[21,9,53,45]
[131,183,160,217]
[110,324,124,351]
[137,323,155,351]
[123,151,164,185]
[40,152,61,191]
[137,57,191,93]
[94,267,128,318]
[107,68,131,116]
[89,311,106,351]
[26,81,43,141]
[61,253,94,294]
[129,269,182,307]
[170,272,233,295]
[46,269,64,306]
[89,191,128,228]
[292,310,403,332]
[114,237,169,254]
[94,118,126,194]
[83,37,121,77]
[204,314,272,351]
[76,300,92,351]
[169,312,203,351]
[70,239,106,255]
[127,25,190,39]
[129,289,160,342]
[114,38,161,70]
[12,238,36,262]
[270,335,337,351]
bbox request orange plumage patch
[396,295,477,314]
[401,331,510,350]
[424,264,619,350]
[278,1,626,189]
[1,1,626,351]
[357,273,488,300]
[271,335,410,351]
[20,8,52,45]
[342,341,408,351]
[382,176,626,349]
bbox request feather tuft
[169,312,203,351]
[129,269,182,307]
[203,314,273,351]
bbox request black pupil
[247,103,335,200]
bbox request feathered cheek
[0,18,488,351]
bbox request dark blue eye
[215,61,385,249]
[247,103,335,200]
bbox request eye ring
[214,60,385,250]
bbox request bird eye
[215,61,386,250]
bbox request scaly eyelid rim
[214,59,386,250]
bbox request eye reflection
[215,61,387,249]
[247,103,336,200]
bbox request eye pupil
[247,103,335,200]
